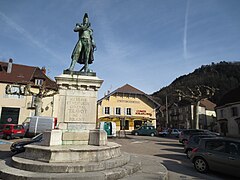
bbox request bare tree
[6,82,58,116]
[176,85,217,129]
[25,82,58,116]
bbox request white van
[26,116,58,136]
[99,122,117,137]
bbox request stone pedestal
[40,129,62,146]
[52,73,104,145]
[89,129,107,146]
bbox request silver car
[184,134,216,158]
[190,137,240,177]
[179,129,205,144]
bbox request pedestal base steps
[24,142,121,163]
[0,143,141,180]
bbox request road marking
[131,140,149,144]
[0,140,11,144]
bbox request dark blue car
[10,133,43,153]
[131,125,157,136]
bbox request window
[227,142,240,156]
[35,79,44,86]
[126,108,131,115]
[115,107,121,115]
[5,125,11,130]
[220,110,224,118]
[179,115,183,121]
[14,125,23,130]
[104,107,110,114]
[231,107,238,117]
[206,141,226,153]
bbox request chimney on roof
[41,67,46,74]
[7,58,13,73]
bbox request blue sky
[0,0,240,98]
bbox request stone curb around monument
[0,154,141,180]
[0,153,168,180]
[11,153,130,173]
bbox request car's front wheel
[134,132,139,136]
[150,133,155,137]
[194,157,208,173]
[6,135,11,140]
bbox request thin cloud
[0,11,61,62]
[183,0,190,59]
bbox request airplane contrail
[183,0,190,59]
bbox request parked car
[10,133,43,153]
[0,124,4,138]
[184,134,217,158]
[159,128,180,137]
[179,129,218,144]
[190,137,240,177]
[131,125,157,136]
[26,116,58,137]
[0,124,25,140]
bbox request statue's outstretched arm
[74,24,82,32]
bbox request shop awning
[99,115,156,121]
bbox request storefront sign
[117,100,140,104]
[135,110,152,116]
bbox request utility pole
[165,95,168,128]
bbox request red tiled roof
[200,98,216,111]
[115,84,145,94]
[0,61,57,90]
[0,61,35,84]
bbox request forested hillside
[151,61,240,105]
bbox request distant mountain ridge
[151,61,240,105]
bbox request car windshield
[32,133,43,141]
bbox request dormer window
[35,79,44,86]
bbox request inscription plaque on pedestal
[65,97,89,122]
[54,74,103,132]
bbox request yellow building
[0,59,57,124]
[97,84,160,131]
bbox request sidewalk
[121,153,168,180]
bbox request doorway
[134,120,142,129]
[0,107,20,124]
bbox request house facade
[215,86,240,138]
[97,84,160,131]
[165,98,216,129]
[0,59,57,125]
